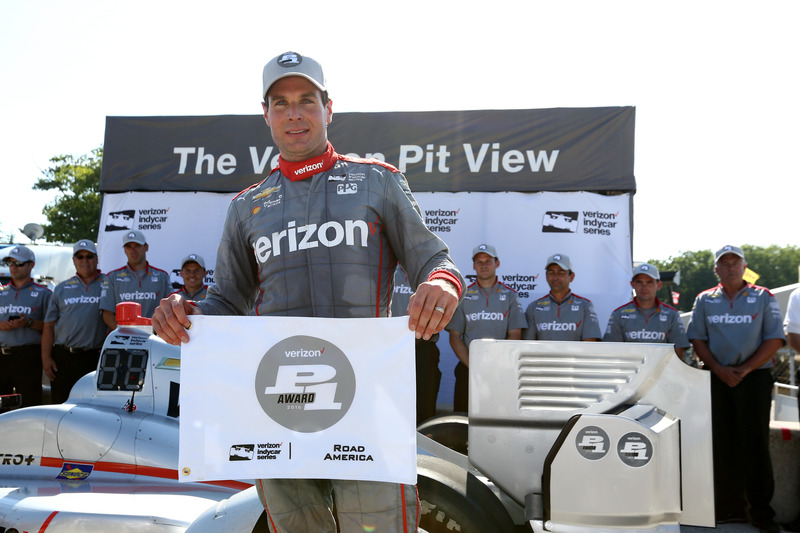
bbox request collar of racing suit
[278,142,338,181]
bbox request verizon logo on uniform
[254,220,369,263]
[707,313,756,324]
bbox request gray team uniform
[603,299,690,348]
[45,273,108,402]
[687,283,784,367]
[447,280,526,411]
[170,285,208,301]
[447,281,526,346]
[99,263,171,318]
[0,279,52,406]
[523,290,601,340]
[200,144,464,533]
[0,280,52,347]
[46,273,107,349]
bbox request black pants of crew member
[50,346,101,403]
[711,368,775,523]
[453,361,469,413]
[416,339,441,424]
[0,344,42,407]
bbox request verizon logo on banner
[178,315,417,485]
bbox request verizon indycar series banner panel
[178,315,417,485]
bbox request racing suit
[199,142,464,533]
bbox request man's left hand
[407,279,458,340]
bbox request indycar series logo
[540,209,621,237]
[254,335,356,433]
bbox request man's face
[263,76,332,162]
[180,261,206,291]
[545,264,574,293]
[473,253,498,282]
[73,251,98,279]
[715,254,746,286]
[123,242,148,266]
[631,274,661,304]
[5,258,34,283]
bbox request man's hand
[0,315,28,331]
[43,355,58,381]
[407,279,459,340]
[151,294,203,345]
[714,365,745,387]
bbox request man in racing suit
[152,51,464,533]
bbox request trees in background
[32,147,102,243]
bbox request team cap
[73,239,97,256]
[632,263,660,281]
[545,253,572,272]
[715,244,745,262]
[263,51,326,100]
[122,230,147,246]
[2,245,35,264]
[472,244,498,260]
[181,253,206,269]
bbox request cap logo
[641,265,649,270]
[189,254,197,260]
[554,255,561,260]
[723,246,732,251]
[12,247,20,253]
[277,52,302,68]
[479,245,487,250]
[79,242,87,248]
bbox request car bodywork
[0,313,714,532]
[0,321,250,532]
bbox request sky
[1,1,798,263]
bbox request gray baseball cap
[632,263,660,281]
[715,244,745,262]
[472,244,498,260]
[263,51,326,100]
[545,253,572,271]
[3,245,35,264]
[122,230,147,246]
[181,253,206,269]
[73,239,97,255]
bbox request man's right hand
[151,294,203,345]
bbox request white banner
[98,190,632,408]
[178,315,417,485]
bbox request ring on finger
[433,306,445,313]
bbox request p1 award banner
[178,315,417,485]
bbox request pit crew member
[100,229,171,328]
[687,244,785,532]
[603,262,689,358]
[169,254,208,301]
[446,244,525,412]
[1,245,52,406]
[523,253,601,341]
[41,239,108,403]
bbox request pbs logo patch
[254,335,356,433]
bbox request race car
[1,302,714,532]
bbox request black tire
[417,455,517,533]
[417,414,469,455]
